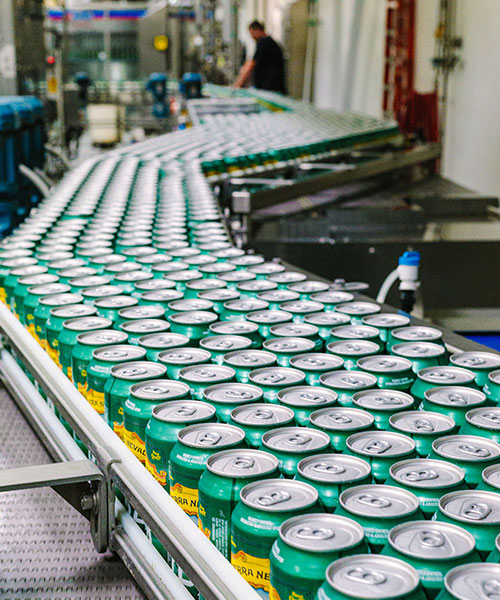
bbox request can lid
[230,403,294,427]
[487,369,500,385]
[261,426,330,453]
[82,285,123,299]
[141,290,183,303]
[392,326,443,342]
[178,423,245,449]
[304,312,350,327]
[223,349,277,368]
[444,564,500,600]
[110,361,166,380]
[153,400,215,423]
[279,300,324,314]
[248,262,285,275]
[200,335,252,352]
[465,406,500,431]
[94,295,138,309]
[19,274,58,286]
[134,279,176,291]
[310,291,354,304]
[482,464,500,490]
[268,323,318,338]
[432,435,500,462]
[138,333,189,349]
[287,281,329,294]
[263,337,316,354]
[131,379,190,400]
[362,313,410,328]
[298,454,371,484]
[206,449,278,478]
[27,283,71,296]
[119,306,166,320]
[358,356,413,373]
[92,345,146,362]
[224,298,268,313]
[439,490,500,524]
[76,330,128,346]
[347,431,416,457]
[450,351,500,370]
[340,484,420,518]
[114,270,153,283]
[424,386,486,406]
[390,458,465,489]
[310,407,374,431]
[158,348,211,365]
[419,366,476,385]
[279,513,364,553]
[326,554,420,599]
[50,305,97,318]
[290,353,343,372]
[169,310,218,325]
[246,310,293,324]
[39,293,83,307]
[249,367,305,387]
[240,479,318,512]
[120,319,169,334]
[169,299,214,312]
[327,340,380,356]
[353,390,414,411]
[257,290,300,304]
[227,255,265,267]
[63,316,112,331]
[330,325,380,340]
[235,280,278,294]
[204,382,262,404]
[277,386,337,408]
[335,301,381,316]
[320,370,377,390]
[210,321,260,335]
[389,410,456,435]
[179,364,235,382]
[392,342,446,358]
[199,289,240,302]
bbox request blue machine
[146,73,169,119]
[181,73,202,100]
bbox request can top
[444,564,500,600]
[76,330,127,346]
[327,340,380,356]
[304,312,351,327]
[110,361,166,381]
[310,407,374,431]
[27,283,71,297]
[392,342,446,358]
[389,410,456,435]
[432,435,500,462]
[236,280,278,293]
[230,403,294,427]
[119,305,166,320]
[178,423,245,449]
[347,431,416,457]
[114,270,153,283]
[340,484,420,518]
[335,301,381,316]
[206,449,279,478]
[257,290,300,304]
[392,326,443,342]
[290,353,343,372]
[390,458,465,489]
[279,300,324,314]
[199,289,240,302]
[92,345,146,363]
[158,347,211,365]
[320,370,377,390]
[63,316,112,332]
[249,367,305,387]
[482,464,500,490]
[39,293,83,307]
[141,290,183,303]
[263,337,316,354]
[325,554,420,599]
[266,271,307,284]
[277,385,337,408]
[169,310,218,326]
[248,262,285,275]
[152,400,215,423]
[418,366,476,385]
[82,285,123,299]
[298,453,371,484]
[94,295,138,309]
[330,325,380,339]
[226,255,264,268]
[68,275,110,288]
[246,309,293,324]
[353,390,414,412]
[240,479,318,512]
[130,379,190,401]
[465,406,500,431]
[120,319,169,334]
[204,382,262,404]
[169,299,214,312]
[134,279,176,292]
[279,513,364,553]
[450,351,500,370]
[19,273,58,286]
[310,291,354,305]
[261,427,330,453]
[362,313,411,328]
[268,323,318,338]
[288,281,329,294]
[50,304,97,319]
[210,321,259,336]
[179,364,235,382]
[358,356,413,373]
[200,335,252,352]
[139,333,189,349]
[439,490,500,524]
[424,386,486,407]
[487,369,500,385]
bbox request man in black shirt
[233,21,285,94]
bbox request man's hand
[232,60,256,89]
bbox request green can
[209,320,262,349]
[478,464,500,493]
[168,310,218,341]
[362,313,411,343]
[198,449,280,559]
[483,369,500,404]
[328,325,384,353]
[487,533,500,563]
[34,293,83,349]
[124,379,190,463]
[279,300,325,323]
[295,454,372,511]
[257,290,300,311]
[231,479,319,598]
[260,426,331,477]
[391,342,448,373]
[68,275,110,294]
[119,319,170,345]
[170,423,246,523]
[268,322,321,350]
[388,458,467,518]
[227,254,264,269]
[262,337,316,367]
[389,411,457,457]
[168,298,214,315]
[145,400,216,486]
[47,258,85,275]
[357,356,415,391]
[229,404,295,448]
[24,283,71,333]
[14,273,58,322]
[336,484,422,551]
[179,364,236,400]
[82,285,125,305]
[88,253,126,274]
[93,295,139,323]
[185,277,226,298]
[449,351,500,387]
[131,278,176,299]
[2,262,42,307]
[138,332,190,362]
[346,431,417,483]
[199,335,252,364]
[309,291,354,312]
[270,513,367,600]
[437,564,500,600]
[117,305,166,328]
[249,367,306,402]
[287,280,329,300]
[221,298,268,322]
[460,406,500,442]
[352,390,415,430]
[276,386,337,426]
[223,349,277,383]
[335,301,381,325]
[246,309,293,339]
[158,347,211,379]
[203,382,263,422]
[87,345,146,415]
[327,340,381,371]
[197,288,240,314]
[422,386,487,426]
[46,304,97,367]
[387,326,445,353]
[139,289,184,312]
[113,270,153,294]
[410,366,478,404]
[319,370,377,407]
[105,361,167,439]
[289,354,343,386]
[309,407,375,452]
[304,312,350,342]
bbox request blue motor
[181,73,202,100]
[146,73,169,119]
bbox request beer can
[210,320,262,348]
[93,295,139,324]
[257,290,300,311]
[46,304,97,366]
[124,379,190,463]
[260,427,331,477]
[216,270,257,289]
[316,555,425,600]
[450,351,500,387]
[68,275,111,294]
[231,479,319,597]
[436,490,500,555]
[113,270,153,294]
[249,367,306,402]
[309,407,375,452]
[483,369,500,404]
[346,431,417,483]
[179,364,236,400]
[170,423,246,523]
[203,382,263,422]
[478,463,500,493]
[106,361,167,439]
[362,313,411,343]
[197,288,240,314]
[198,449,280,559]
[335,301,381,325]
[289,354,343,386]
[168,310,218,341]
[103,261,142,277]
[87,345,146,415]
[422,386,487,426]
[158,347,211,379]
[24,283,71,333]
[223,350,277,383]
[429,434,500,485]
[139,289,183,310]
[131,278,176,299]
[388,458,466,517]
[304,312,350,341]
[327,340,381,371]
[460,406,500,442]
[287,280,329,300]
[3,264,47,309]
[270,513,367,600]
[145,400,216,486]
[381,521,479,597]
[82,285,125,305]
[246,309,293,339]
[263,337,316,367]
[391,342,448,373]
[229,404,295,448]
[34,293,83,349]
[439,564,500,600]
[319,371,377,407]
[352,390,415,430]
[279,300,325,323]
[487,533,500,563]
[168,298,214,315]
[138,332,190,362]
[357,356,415,391]
[295,454,372,511]
[329,325,384,352]
[335,485,422,550]
[389,411,457,457]
[268,322,322,350]
[410,367,478,404]
[199,334,252,364]
[117,305,166,328]
[387,326,445,353]
[277,386,338,426]
[309,291,354,311]
[119,318,170,345]
[14,273,59,322]
[184,277,226,298]
[221,298,268,322]
[248,262,285,280]
[88,253,126,274]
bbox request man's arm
[233,59,256,88]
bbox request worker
[233,21,285,93]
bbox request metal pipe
[19,164,51,198]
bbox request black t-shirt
[253,36,285,93]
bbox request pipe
[376,267,399,304]
[19,164,51,198]
[45,144,73,170]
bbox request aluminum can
[209,320,262,348]
[249,367,306,402]
[198,449,280,559]
[277,386,338,426]
[131,278,176,299]
[229,403,295,448]
[487,533,500,563]
[169,423,246,523]
[169,310,218,341]
[290,353,343,386]
[248,262,285,280]
[106,361,167,439]
[388,458,467,518]
[124,379,190,463]
[477,463,500,493]
[319,370,377,407]
[278,300,325,323]
[295,454,372,511]
[197,288,240,314]
[82,285,125,305]
[287,280,329,300]
[93,295,139,324]
[438,564,500,600]
[46,305,97,366]
[117,305,166,328]
[357,356,415,391]
[3,264,47,309]
[483,369,500,404]
[221,298,268,321]
[34,293,83,349]
[257,290,300,311]
[304,312,350,341]
[145,400,216,486]
[24,283,71,333]
[389,411,457,457]
[268,322,322,350]
[460,406,500,442]
[158,347,211,380]
[346,431,417,482]
[336,484,422,550]
[450,351,500,387]
[199,334,252,364]
[260,427,331,477]
[231,479,319,598]
[113,270,153,294]
[68,275,110,294]
[179,364,236,400]
[329,325,384,352]
[309,407,375,452]
[138,332,190,362]
[246,309,293,339]
[263,337,316,367]
[362,313,411,343]
[352,390,415,430]
[138,289,183,311]
[270,514,367,600]
[223,349,277,383]
[391,342,448,373]
[185,277,226,298]
[387,326,445,353]
[309,291,354,311]
[119,318,170,345]
[410,367,478,403]
[203,382,263,422]
[14,273,58,322]
[327,340,381,370]
[335,301,381,325]
[422,386,487,426]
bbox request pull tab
[404,469,439,482]
[357,494,392,509]
[257,490,291,506]
[120,367,147,377]
[341,376,365,387]
[301,357,325,367]
[285,433,312,446]
[175,406,197,417]
[241,354,259,363]
[197,431,222,446]
[462,357,486,366]
[481,578,500,599]
[375,359,397,369]
[232,456,255,470]
[299,392,328,404]
[296,526,334,541]
[363,439,392,454]
[214,340,233,349]
[461,501,492,521]
[261,373,285,384]
[312,462,345,475]
[373,395,403,406]
[457,443,491,458]
[345,343,362,352]
[428,371,455,381]
[253,408,273,420]
[418,530,446,548]
[480,412,500,425]
[346,567,387,586]
[225,390,253,400]
[326,412,352,425]
[142,384,168,395]
[413,419,435,432]
[447,392,468,405]
[194,369,217,378]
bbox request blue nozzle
[399,251,420,266]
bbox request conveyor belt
[0,385,144,600]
